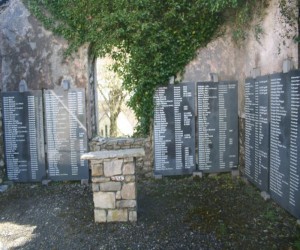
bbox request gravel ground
[0,174,299,250]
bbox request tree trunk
[110,113,118,137]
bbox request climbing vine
[25,0,269,136]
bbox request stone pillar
[81,148,145,223]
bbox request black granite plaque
[244,76,270,191]
[288,70,300,219]
[2,91,46,182]
[44,89,88,181]
[154,83,196,175]
[269,73,291,214]
[268,71,300,219]
[244,78,256,184]
[197,81,238,172]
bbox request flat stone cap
[81,148,145,160]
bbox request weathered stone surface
[116,191,121,200]
[91,164,103,177]
[116,200,136,208]
[261,191,270,201]
[0,0,89,91]
[92,183,100,192]
[193,171,203,178]
[81,148,145,160]
[123,162,135,175]
[129,211,137,222]
[90,160,104,164]
[94,209,107,223]
[100,182,121,191]
[107,209,128,222]
[93,192,115,209]
[123,157,134,163]
[125,175,135,183]
[121,183,136,200]
[110,175,125,182]
[0,185,8,193]
[88,138,153,179]
[104,160,123,177]
[92,177,110,183]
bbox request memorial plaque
[269,73,291,214]
[154,83,196,175]
[288,70,300,219]
[244,76,270,191]
[245,78,256,184]
[197,81,238,172]
[44,89,88,181]
[2,91,46,182]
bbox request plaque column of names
[288,71,300,218]
[154,86,173,172]
[44,89,88,181]
[269,73,290,210]
[2,91,46,182]
[245,78,256,182]
[218,82,238,170]
[154,83,196,175]
[244,76,270,191]
[197,82,238,172]
[197,83,218,171]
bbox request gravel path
[0,175,299,249]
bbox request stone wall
[0,0,94,137]
[182,0,299,169]
[89,137,153,179]
[0,0,94,181]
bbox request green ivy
[24,0,268,136]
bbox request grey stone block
[107,209,128,222]
[116,191,121,200]
[92,183,100,192]
[94,209,107,223]
[123,162,135,175]
[251,68,261,78]
[121,183,136,200]
[129,211,137,222]
[261,191,270,201]
[231,169,240,178]
[116,200,136,208]
[104,160,123,177]
[0,185,8,193]
[81,179,89,185]
[93,192,115,209]
[91,164,103,177]
[193,171,203,178]
[125,175,135,183]
[92,177,110,183]
[42,179,51,186]
[210,73,219,82]
[154,175,163,179]
[283,59,293,73]
[100,182,121,191]
[110,175,125,182]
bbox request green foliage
[230,0,269,45]
[295,227,300,250]
[25,0,267,136]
